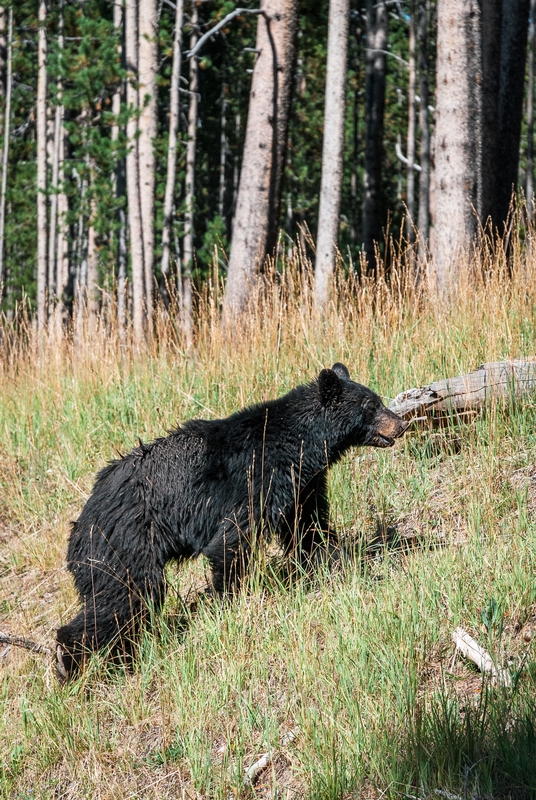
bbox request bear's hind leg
[57,564,166,678]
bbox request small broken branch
[0,631,53,657]
[389,358,536,428]
[245,728,299,785]
[366,47,409,67]
[395,138,422,171]
[227,728,299,797]
[451,627,511,687]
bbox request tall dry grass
[0,230,536,799]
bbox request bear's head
[317,363,408,456]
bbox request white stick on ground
[451,627,511,687]
[236,728,299,791]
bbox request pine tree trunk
[113,0,127,331]
[481,0,502,226]
[314,0,350,307]
[527,0,536,220]
[125,0,146,345]
[48,19,64,320]
[350,25,361,249]
[432,0,482,289]
[218,61,227,220]
[496,0,531,229]
[0,6,12,297]
[406,0,416,242]
[161,0,184,289]
[362,0,388,274]
[55,103,68,317]
[223,0,298,323]
[417,0,430,258]
[231,75,242,228]
[37,0,48,331]
[85,151,99,329]
[0,8,5,121]
[138,0,158,330]
[182,3,198,345]
[52,0,68,327]
[86,191,99,328]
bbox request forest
[2,2,536,798]
[0,0,533,340]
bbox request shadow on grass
[386,676,536,799]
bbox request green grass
[1,248,536,798]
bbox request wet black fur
[57,363,407,674]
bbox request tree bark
[527,0,536,220]
[37,0,48,331]
[160,0,184,287]
[112,0,127,331]
[231,74,242,229]
[182,3,198,345]
[481,0,502,226]
[223,0,298,323]
[0,6,12,297]
[350,22,361,249]
[55,103,68,315]
[0,8,5,118]
[362,0,388,274]
[55,0,68,325]
[138,0,158,330]
[125,0,146,345]
[417,0,430,258]
[218,60,228,220]
[314,0,350,307]
[406,0,416,243]
[496,0,531,229]
[48,1,64,319]
[432,0,482,289]
[86,189,99,327]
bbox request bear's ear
[318,369,342,405]
[331,362,350,379]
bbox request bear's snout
[372,409,409,447]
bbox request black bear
[56,363,408,678]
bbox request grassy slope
[1,252,536,799]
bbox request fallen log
[388,358,536,427]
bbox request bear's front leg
[201,520,251,595]
[280,470,339,567]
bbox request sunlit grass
[1,231,536,798]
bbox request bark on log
[388,359,536,426]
